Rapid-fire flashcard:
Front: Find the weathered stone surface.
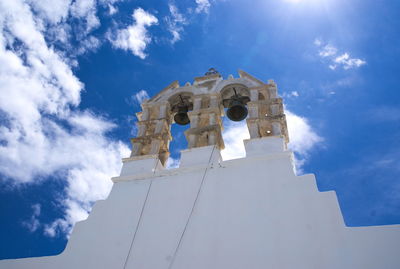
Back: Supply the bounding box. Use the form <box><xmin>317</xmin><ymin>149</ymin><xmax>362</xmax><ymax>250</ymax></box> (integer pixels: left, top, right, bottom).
<box><xmin>130</xmin><ymin>69</ymin><xmax>289</xmax><ymax>166</ymax></box>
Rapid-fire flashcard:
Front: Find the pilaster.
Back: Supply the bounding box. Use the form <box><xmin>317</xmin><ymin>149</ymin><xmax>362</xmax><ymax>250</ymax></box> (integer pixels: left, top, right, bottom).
<box><xmin>129</xmin><ymin>101</ymin><xmax>172</xmax><ymax>166</ymax></box>
<box><xmin>184</xmin><ymin>94</ymin><xmax>224</xmax><ymax>150</ymax></box>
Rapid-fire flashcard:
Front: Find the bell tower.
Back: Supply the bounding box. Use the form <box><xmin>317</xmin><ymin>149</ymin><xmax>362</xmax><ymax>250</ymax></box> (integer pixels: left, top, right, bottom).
<box><xmin>127</xmin><ymin>68</ymin><xmax>289</xmax><ymax>168</ymax></box>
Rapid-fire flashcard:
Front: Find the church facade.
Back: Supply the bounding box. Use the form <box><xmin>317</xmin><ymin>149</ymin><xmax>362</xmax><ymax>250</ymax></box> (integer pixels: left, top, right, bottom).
<box><xmin>1</xmin><ymin>70</ymin><xmax>399</xmax><ymax>269</ymax></box>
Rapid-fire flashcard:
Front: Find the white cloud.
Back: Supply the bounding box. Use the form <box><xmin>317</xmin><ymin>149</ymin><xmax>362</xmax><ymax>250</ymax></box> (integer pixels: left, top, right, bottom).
<box><xmin>165</xmin><ymin>3</ymin><xmax>187</xmax><ymax>44</ymax></box>
<box><xmin>318</xmin><ymin>44</ymin><xmax>338</xmax><ymax>57</ymax></box>
<box><xmin>285</xmin><ymin>110</ymin><xmax>323</xmax><ymax>156</ymax></box>
<box><xmin>134</xmin><ymin>89</ymin><xmax>150</xmax><ymax>105</ymax></box>
<box><xmin>282</xmin><ymin>91</ymin><xmax>300</xmax><ymax>99</ymax></box>
<box><xmin>22</xmin><ymin>204</ymin><xmax>41</xmax><ymax>233</ymax></box>
<box><xmin>23</xmin><ymin>0</ymin><xmax>127</xmax><ymax>59</ymax></box>
<box><xmin>70</xmin><ymin>0</ymin><xmax>100</xmax><ymax>33</ymax></box>
<box><xmin>286</xmin><ymin>110</ymin><xmax>323</xmax><ymax>173</ymax></box>
<box><xmin>334</xmin><ymin>53</ymin><xmax>366</xmax><ymax>70</ymax></box>
<box><xmin>169</xmin><ymin>4</ymin><xmax>186</xmax><ymax>25</ymax></box>
<box><xmin>77</xmin><ymin>35</ymin><xmax>101</xmax><ymax>55</ymax></box>
<box><xmin>26</xmin><ymin>0</ymin><xmax>107</xmax><ymax>55</ymax></box>
<box><xmin>27</xmin><ymin>0</ymin><xmax>72</xmax><ymax>24</ymax></box>
<box><xmin>314</xmin><ymin>38</ymin><xmax>322</xmax><ymax>46</ymax></box>
<box><xmin>291</xmin><ymin>91</ymin><xmax>299</xmax><ymax>97</ymax></box>
<box><xmin>0</xmin><ymin>0</ymin><xmax>130</xmax><ymax>237</ymax></box>
<box><xmin>220</xmin><ymin>120</ymin><xmax>250</xmax><ymax>161</ymax></box>
<box><xmin>166</xmin><ymin>157</ymin><xmax>180</xmax><ymax>169</ymax></box>
<box><xmin>109</xmin><ymin>8</ymin><xmax>158</xmax><ymax>59</ymax></box>
<box><xmin>195</xmin><ymin>0</ymin><xmax>211</xmax><ymax>14</ymax></box>
<box><xmin>314</xmin><ymin>39</ymin><xmax>366</xmax><ymax>70</ymax></box>
<box><xmin>108</xmin><ymin>3</ymin><xmax>118</xmax><ymax>15</ymax></box>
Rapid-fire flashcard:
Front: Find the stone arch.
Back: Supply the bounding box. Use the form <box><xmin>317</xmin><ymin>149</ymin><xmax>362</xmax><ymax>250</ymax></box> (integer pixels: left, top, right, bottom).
<box><xmin>168</xmin><ymin>92</ymin><xmax>194</xmax><ymax>116</ymax></box>
<box><xmin>258</xmin><ymin>92</ymin><xmax>266</xmax><ymax>100</ymax></box>
<box><xmin>219</xmin><ymin>83</ymin><xmax>251</xmax><ymax>109</ymax></box>
<box><xmin>147</xmin><ymin>85</ymin><xmax>195</xmax><ymax>104</ymax></box>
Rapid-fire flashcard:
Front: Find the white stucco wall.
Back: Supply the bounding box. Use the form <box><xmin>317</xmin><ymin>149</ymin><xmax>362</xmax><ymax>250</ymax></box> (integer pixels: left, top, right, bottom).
<box><xmin>1</xmin><ymin>137</ymin><xmax>400</xmax><ymax>269</ymax></box>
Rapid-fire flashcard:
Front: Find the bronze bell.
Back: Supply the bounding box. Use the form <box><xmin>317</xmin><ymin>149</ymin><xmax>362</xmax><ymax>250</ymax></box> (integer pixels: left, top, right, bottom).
<box><xmin>227</xmin><ymin>97</ymin><xmax>248</xmax><ymax>121</ymax></box>
<box><xmin>173</xmin><ymin>95</ymin><xmax>191</xmax><ymax>125</ymax></box>
<box><xmin>225</xmin><ymin>88</ymin><xmax>250</xmax><ymax>121</ymax></box>
<box><xmin>174</xmin><ymin>105</ymin><xmax>190</xmax><ymax>125</ymax></box>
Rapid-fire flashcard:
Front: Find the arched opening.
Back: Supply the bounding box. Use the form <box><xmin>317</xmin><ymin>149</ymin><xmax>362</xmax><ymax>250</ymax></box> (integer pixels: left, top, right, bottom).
<box><xmin>165</xmin><ymin>92</ymin><xmax>194</xmax><ymax>169</ymax></box>
<box><xmin>168</xmin><ymin>92</ymin><xmax>193</xmax><ymax>125</ymax></box>
<box><xmin>220</xmin><ymin>117</ymin><xmax>250</xmax><ymax>161</ymax></box>
<box><xmin>219</xmin><ymin>84</ymin><xmax>251</xmax><ymax>161</ymax></box>
<box><xmin>220</xmin><ymin>84</ymin><xmax>250</xmax><ymax>103</ymax></box>
<box><xmin>166</xmin><ymin>123</ymin><xmax>190</xmax><ymax>169</ymax></box>
<box><xmin>220</xmin><ymin>84</ymin><xmax>251</xmax><ymax>122</ymax></box>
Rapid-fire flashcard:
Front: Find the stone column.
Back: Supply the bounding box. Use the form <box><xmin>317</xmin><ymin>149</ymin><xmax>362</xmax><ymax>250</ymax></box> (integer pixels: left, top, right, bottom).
<box><xmin>128</xmin><ymin>102</ymin><xmax>172</xmax><ymax>166</ymax></box>
<box><xmin>188</xmin><ymin>134</ymin><xmax>197</xmax><ymax>148</ymax></box>
<box><xmin>137</xmin><ymin>123</ymin><xmax>146</xmax><ymax>137</ymax></box>
<box><xmin>190</xmin><ymin>115</ymin><xmax>199</xmax><ymax>128</ymax></box>
<box><xmin>248</xmin><ymin>103</ymin><xmax>259</xmax><ymax>119</ymax></box>
<box><xmin>130</xmin><ymin>142</ymin><xmax>142</xmax><ymax>157</ymax></box>
<box><xmin>193</xmin><ymin>97</ymin><xmax>202</xmax><ymax>111</ymax></box>
<box><xmin>250</xmin><ymin>89</ymin><xmax>259</xmax><ymax>101</ymax></box>
<box><xmin>208</xmin><ymin>132</ymin><xmax>216</xmax><ymax>145</ymax></box>
<box><xmin>248</xmin><ymin>121</ymin><xmax>260</xmax><ymax>138</ymax></box>
<box><xmin>185</xmin><ymin>94</ymin><xmax>224</xmax><ymax>150</ymax></box>
<box><xmin>271</xmin><ymin>122</ymin><xmax>282</xmax><ymax>136</ymax></box>
<box><xmin>246</xmin><ymin>86</ymin><xmax>288</xmax><ymax>145</ymax></box>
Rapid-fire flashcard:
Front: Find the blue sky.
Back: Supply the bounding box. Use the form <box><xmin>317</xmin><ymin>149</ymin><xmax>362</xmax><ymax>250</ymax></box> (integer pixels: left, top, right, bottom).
<box><xmin>1</xmin><ymin>0</ymin><xmax>399</xmax><ymax>260</ymax></box>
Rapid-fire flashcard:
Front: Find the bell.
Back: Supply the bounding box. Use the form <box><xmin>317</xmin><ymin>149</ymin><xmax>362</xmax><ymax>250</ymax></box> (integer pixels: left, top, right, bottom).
<box><xmin>227</xmin><ymin>99</ymin><xmax>248</xmax><ymax>121</ymax></box>
<box><xmin>174</xmin><ymin>105</ymin><xmax>190</xmax><ymax>125</ymax></box>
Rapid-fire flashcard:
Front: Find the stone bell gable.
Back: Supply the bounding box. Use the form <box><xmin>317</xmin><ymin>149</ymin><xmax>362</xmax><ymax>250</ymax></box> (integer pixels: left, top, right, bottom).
<box><xmin>128</xmin><ymin>69</ymin><xmax>288</xmax><ymax>166</ymax></box>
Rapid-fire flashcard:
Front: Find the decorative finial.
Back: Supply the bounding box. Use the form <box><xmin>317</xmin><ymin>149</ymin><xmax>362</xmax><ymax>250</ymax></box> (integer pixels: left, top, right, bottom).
<box><xmin>205</xmin><ymin>67</ymin><xmax>219</xmax><ymax>76</ymax></box>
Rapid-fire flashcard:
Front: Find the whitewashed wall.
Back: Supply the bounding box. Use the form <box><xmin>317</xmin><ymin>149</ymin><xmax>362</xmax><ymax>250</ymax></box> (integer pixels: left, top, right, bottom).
<box><xmin>1</xmin><ymin>137</ymin><xmax>400</xmax><ymax>269</ymax></box>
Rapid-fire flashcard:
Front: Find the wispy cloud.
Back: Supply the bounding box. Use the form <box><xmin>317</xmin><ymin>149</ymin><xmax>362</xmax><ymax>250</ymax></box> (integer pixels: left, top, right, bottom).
<box><xmin>24</xmin><ymin>0</ymin><xmax>120</xmax><ymax>56</ymax></box>
<box><xmin>195</xmin><ymin>0</ymin><xmax>211</xmax><ymax>14</ymax></box>
<box><xmin>333</xmin><ymin>53</ymin><xmax>366</xmax><ymax>70</ymax></box>
<box><xmin>108</xmin><ymin>3</ymin><xmax>118</xmax><ymax>15</ymax></box>
<box><xmin>134</xmin><ymin>89</ymin><xmax>150</xmax><ymax>104</ymax></box>
<box><xmin>282</xmin><ymin>91</ymin><xmax>300</xmax><ymax>99</ymax></box>
<box><xmin>314</xmin><ymin>39</ymin><xmax>366</xmax><ymax>70</ymax></box>
<box><xmin>165</xmin><ymin>3</ymin><xmax>187</xmax><ymax>44</ymax></box>
<box><xmin>369</xmin><ymin>106</ymin><xmax>400</xmax><ymax>123</ymax></box>
<box><xmin>22</xmin><ymin>204</ymin><xmax>41</xmax><ymax>233</ymax></box>
<box><xmin>318</xmin><ymin>44</ymin><xmax>338</xmax><ymax>58</ymax></box>
<box><xmin>286</xmin><ymin>110</ymin><xmax>323</xmax><ymax>157</ymax></box>
<box><xmin>109</xmin><ymin>8</ymin><xmax>158</xmax><ymax>59</ymax></box>
<box><xmin>70</xmin><ymin>0</ymin><xmax>100</xmax><ymax>33</ymax></box>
